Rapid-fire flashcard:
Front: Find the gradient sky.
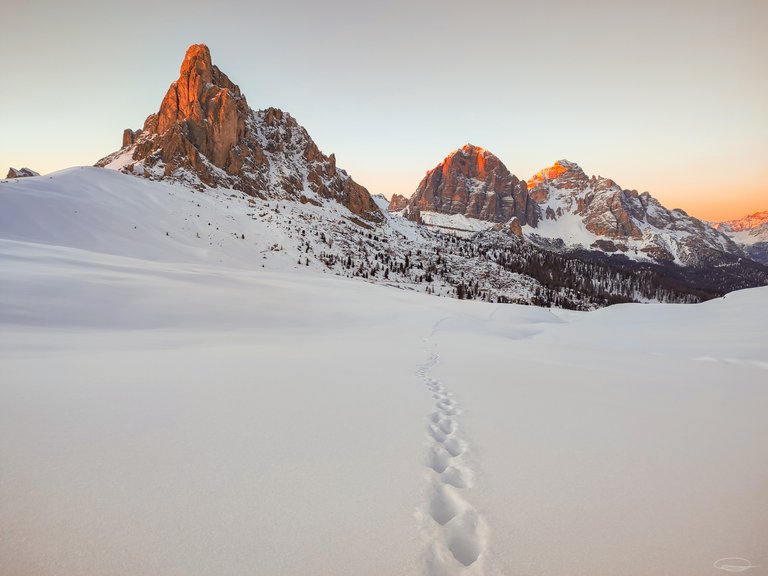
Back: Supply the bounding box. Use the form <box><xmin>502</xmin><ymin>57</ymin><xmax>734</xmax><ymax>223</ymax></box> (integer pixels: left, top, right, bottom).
<box><xmin>1</xmin><ymin>0</ymin><xmax>766</xmax><ymax>221</ymax></box>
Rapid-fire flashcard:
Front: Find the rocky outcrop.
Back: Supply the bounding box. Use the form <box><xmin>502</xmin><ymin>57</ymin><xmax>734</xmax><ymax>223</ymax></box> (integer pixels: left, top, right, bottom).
<box><xmin>400</xmin><ymin>144</ymin><xmax>539</xmax><ymax>226</ymax></box>
<box><xmin>97</xmin><ymin>44</ymin><xmax>382</xmax><ymax>223</ymax></box>
<box><xmin>6</xmin><ymin>167</ymin><xmax>39</xmax><ymax>178</ymax></box>
<box><xmin>388</xmin><ymin>193</ymin><xmax>408</xmax><ymax>212</ymax></box>
<box><xmin>122</xmin><ymin>129</ymin><xmax>140</xmax><ymax>148</ymax></box>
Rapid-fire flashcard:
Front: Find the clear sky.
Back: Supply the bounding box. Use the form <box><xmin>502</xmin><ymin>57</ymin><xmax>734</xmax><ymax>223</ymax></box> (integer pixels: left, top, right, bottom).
<box><xmin>1</xmin><ymin>0</ymin><xmax>766</xmax><ymax>221</ymax></box>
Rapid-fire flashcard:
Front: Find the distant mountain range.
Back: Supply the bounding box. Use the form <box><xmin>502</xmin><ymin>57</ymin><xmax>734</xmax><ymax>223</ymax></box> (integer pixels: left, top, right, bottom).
<box><xmin>391</xmin><ymin>144</ymin><xmax>750</xmax><ymax>268</ymax></box>
<box><xmin>3</xmin><ymin>44</ymin><xmax>766</xmax><ymax>308</ymax></box>
<box><xmin>712</xmin><ymin>211</ymin><xmax>768</xmax><ymax>265</ymax></box>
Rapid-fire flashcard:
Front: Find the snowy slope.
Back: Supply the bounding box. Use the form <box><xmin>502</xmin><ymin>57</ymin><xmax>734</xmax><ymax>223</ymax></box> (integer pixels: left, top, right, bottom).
<box><xmin>419</xmin><ymin>211</ymin><xmax>494</xmax><ymax>237</ymax></box>
<box><xmin>0</xmin><ymin>166</ymin><xmax>349</xmax><ymax>270</ymax></box>
<box><xmin>2</xmin><ymin>196</ymin><xmax>767</xmax><ymax>575</ymax></box>
<box><xmin>0</xmin><ymin>167</ymin><xmax>553</xmax><ymax>306</ymax></box>
<box><xmin>726</xmin><ymin>224</ymin><xmax>768</xmax><ymax>246</ymax></box>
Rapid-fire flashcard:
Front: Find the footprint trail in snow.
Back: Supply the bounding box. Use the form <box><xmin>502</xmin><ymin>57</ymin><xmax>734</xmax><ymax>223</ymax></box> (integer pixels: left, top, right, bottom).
<box><xmin>415</xmin><ymin>351</ymin><xmax>489</xmax><ymax>575</ymax></box>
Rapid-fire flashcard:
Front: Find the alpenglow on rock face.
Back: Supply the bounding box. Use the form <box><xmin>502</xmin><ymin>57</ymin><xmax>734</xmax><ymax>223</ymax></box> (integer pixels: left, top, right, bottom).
<box><xmin>97</xmin><ymin>44</ymin><xmax>382</xmax><ymax>223</ymax></box>
<box><xmin>712</xmin><ymin>211</ymin><xmax>768</xmax><ymax>233</ymax></box>
<box><xmin>397</xmin><ymin>144</ymin><xmax>745</xmax><ymax>265</ymax></box>
<box><xmin>393</xmin><ymin>144</ymin><xmax>539</xmax><ymax>226</ymax></box>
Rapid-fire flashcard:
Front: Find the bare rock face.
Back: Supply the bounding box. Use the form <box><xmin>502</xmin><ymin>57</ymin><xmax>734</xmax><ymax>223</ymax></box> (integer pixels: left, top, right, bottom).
<box><xmin>508</xmin><ymin>217</ymin><xmax>523</xmax><ymax>237</ymax></box>
<box><xmin>526</xmin><ymin>160</ymin><xmax>744</xmax><ymax>265</ymax></box>
<box><xmin>401</xmin><ymin>144</ymin><xmax>539</xmax><ymax>226</ymax></box>
<box><xmin>122</xmin><ymin>129</ymin><xmax>141</xmax><ymax>148</ymax></box>
<box><xmin>6</xmin><ymin>167</ymin><xmax>39</xmax><ymax>178</ymax></box>
<box><xmin>97</xmin><ymin>44</ymin><xmax>381</xmax><ymax>223</ymax></box>
<box><xmin>388</xmin><ymin>193</ymin><xmax>408</xmax><ymax>212</ymax></box>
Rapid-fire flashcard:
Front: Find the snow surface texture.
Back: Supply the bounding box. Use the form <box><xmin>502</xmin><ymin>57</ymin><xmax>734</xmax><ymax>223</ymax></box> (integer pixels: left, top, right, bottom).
<box><xmin>1</xmin><ymin>170</ymin><xmax>767</xmax><ymax>576</ymax></box>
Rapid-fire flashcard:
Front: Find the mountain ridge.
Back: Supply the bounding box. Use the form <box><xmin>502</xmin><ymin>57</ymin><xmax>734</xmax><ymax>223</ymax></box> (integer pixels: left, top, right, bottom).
<box><xmin>392</xmin><ymin>147</ymin><xmax>746</xmax><ymax>267</ymax></box>
<box><xmin>711</xmin><ymin>210</ymin><xmax>768</xmax><ymax>265</ymax></box>
<box><xmin>2</xmin><ymin>43</ymin><xmax>764</xmax><ymax>309</ymax></box>
<box><xmin>712</xmin><ymin>210</ymin><xmax>768</xmax><ymax>233</ymax></box>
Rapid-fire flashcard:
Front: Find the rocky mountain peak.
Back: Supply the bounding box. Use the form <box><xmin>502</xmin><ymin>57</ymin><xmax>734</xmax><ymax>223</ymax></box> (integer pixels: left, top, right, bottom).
<box><xmin>96</xmin><ymin>43</ymin><xmax>382</xmax><ymax>223</ymax></box>
<box><xmin>527</xmin><ymin>160</ymin><xmax>588</xmax><ymax>202</ymax></box>
<box><xmin>155</xmin><ymin>43</ymin><xmax>246</xmax><ymax>162</ymax></box>
<box><xmin>180</xmin><ymin>44</ymin><xmax>213</xmax><ymax>81</ymax></box>
<box><xmin>439</xmin><ymin>144</ymin><xmax>500</xmax><ymax>181</ymax></box>
<box><xmin>394</xmin><ymin>144</ymin><xmax>539</xmax><ymax>226</ymax></box>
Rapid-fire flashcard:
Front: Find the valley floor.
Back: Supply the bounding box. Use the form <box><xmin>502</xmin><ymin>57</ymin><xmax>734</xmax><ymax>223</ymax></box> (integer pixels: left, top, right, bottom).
<box><xmin>1</xmin><ymin>239</ymin><xmax>767</xmax><ymax>576</ymax></box>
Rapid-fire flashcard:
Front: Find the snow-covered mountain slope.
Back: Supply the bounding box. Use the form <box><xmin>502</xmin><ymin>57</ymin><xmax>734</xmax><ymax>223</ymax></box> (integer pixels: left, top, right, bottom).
<box><xmin>417</xmin><ymin>211</ymin><xmax>494</xmax><ymax>237</ymax></box>
<box><xmin>3</xmin><ymin>166</ymin><xmax>765</xmax><ymax>310</ymax></box>
<box><xmin>2</xmin><ymin>230</ymin><xmax>766</xmax><ymax>576</ymax></box>
<box><xmin>726</xmin><ymin>222</ymin><xmax>768</xmax><ymax>246</ymax></box>
<box><xmin>0</xmin><ymin>166</ymin><xmax>550</xmax><ymax>304</ymax></box>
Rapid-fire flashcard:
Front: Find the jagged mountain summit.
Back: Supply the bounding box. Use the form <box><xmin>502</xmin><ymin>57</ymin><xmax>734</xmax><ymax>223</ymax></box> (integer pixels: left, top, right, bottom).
<box><xmin>391</xmin><ymin>144</ymin><xmax>538</xmax><ymax>231</ymax></box>
<box><xmin>712</xmin><ymin>210</ymin><xmax>768</xmax><ymax>265</ymax></box>
<box><xmin>97</xmin><ymin>44</ymin><xmax>382</xmax><ymax>223</ymax></box>
<box><xmin>392</xmin><ymin>147</ymin><xmax>745</xmax><ymax>267</ymax></box>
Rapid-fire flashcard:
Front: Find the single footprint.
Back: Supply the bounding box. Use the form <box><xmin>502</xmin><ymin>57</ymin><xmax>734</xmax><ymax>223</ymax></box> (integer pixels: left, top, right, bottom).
<box><xmin>445</xmin><ymin>509</ymin><xmax>486</xmax><ymax>566</ymax></box>
<box><xmin>428</xmin><ymin>425</ymin><xmax>447</xmax><ymax>443</ymax></box>
<box><xmin>444</xmin><ymin>437</ymin><xmax>465</xmax><ymax>457</ymax></box>
<box><xmin>428</xmin><ymin>483</ymin><xmax>465</xmax><ymax>526</ymax></box>
<box><xmin>437</xmin><ymin>418</ymin><xmax>454</xmax><ymax>435</ymax></box>
<box><xmin>427</xmin><ymin>446</ymin><xmax>453</xmax><ymax>474</ymax></box>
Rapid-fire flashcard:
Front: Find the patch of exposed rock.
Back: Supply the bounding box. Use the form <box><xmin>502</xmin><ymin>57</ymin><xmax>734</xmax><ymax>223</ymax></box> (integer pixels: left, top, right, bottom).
<box><xmin>6</xmin><ymin>167</ymin><xmax>39</xmax><ymax>178</ymax></box>
<box><xmin>388</xmin><ymin>193</ymin><xmax>408</xmax><ymax>212</ymax></box>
